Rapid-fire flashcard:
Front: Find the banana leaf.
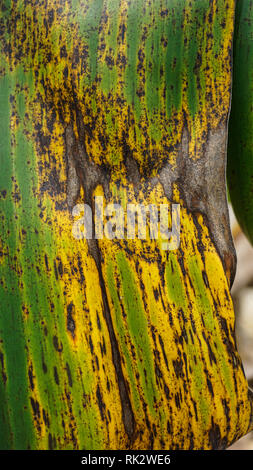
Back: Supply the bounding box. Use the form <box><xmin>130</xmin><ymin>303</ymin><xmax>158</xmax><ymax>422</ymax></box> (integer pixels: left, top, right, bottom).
<box><xmin>0</xmin><ymin>0</ymin><xmax>252</xmax><ymax>450</ymax></box>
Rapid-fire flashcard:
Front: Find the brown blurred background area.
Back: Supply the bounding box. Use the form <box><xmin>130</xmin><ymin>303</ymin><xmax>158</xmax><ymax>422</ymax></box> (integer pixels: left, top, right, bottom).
<box><xmin>228</xmin><ymin>206</ymin><xmax>253</xmax><ymax>450</ymax></box>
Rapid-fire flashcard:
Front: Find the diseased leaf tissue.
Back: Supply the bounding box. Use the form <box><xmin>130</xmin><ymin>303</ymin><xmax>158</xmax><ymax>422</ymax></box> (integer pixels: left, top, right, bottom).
<box><xmin>0</xmin><ymin>0</ymin><xmax>252</xmax><ymax>450</ymax></box>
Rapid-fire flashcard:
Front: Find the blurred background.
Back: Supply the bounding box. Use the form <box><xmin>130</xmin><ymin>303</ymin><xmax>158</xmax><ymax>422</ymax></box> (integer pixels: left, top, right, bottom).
<box><xmin>228</xmin><ymin>206</ymin><xmax>253</xmax><ymax>450</ymax></box>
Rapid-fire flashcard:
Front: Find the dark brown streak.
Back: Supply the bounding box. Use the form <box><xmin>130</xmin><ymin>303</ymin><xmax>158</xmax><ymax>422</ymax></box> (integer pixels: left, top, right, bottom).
<box><xmin>64</xmin><ymin>117</ymin><xmax>136</xmax><ymax>441</ymax></box>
